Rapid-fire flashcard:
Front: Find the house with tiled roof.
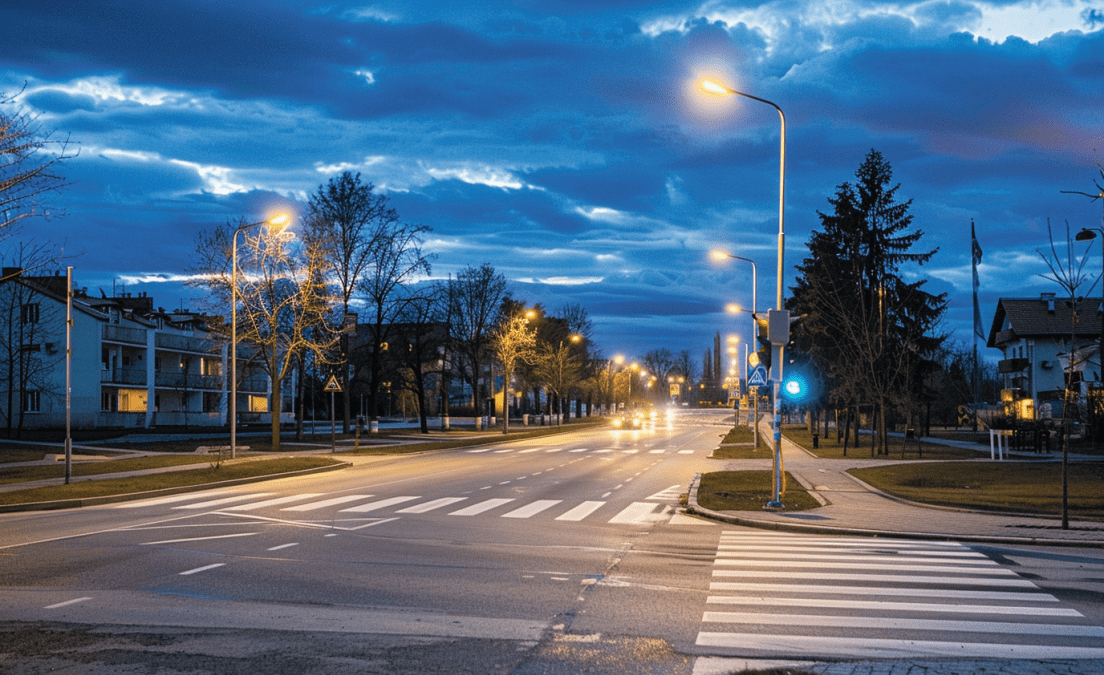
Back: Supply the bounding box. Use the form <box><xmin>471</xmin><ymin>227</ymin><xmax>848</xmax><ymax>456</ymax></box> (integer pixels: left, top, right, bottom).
<box><xmin>987</xmin><ymin>292</ymin><xmax>1102</xmax><ymax>418</ymax></box>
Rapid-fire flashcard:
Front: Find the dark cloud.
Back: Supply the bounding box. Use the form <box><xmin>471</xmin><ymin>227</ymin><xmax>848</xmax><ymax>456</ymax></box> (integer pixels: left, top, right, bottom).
<box><xmin>1</xmin><ymin>0</ymin><xmax>1102</xmax><ymax>361</ymax></box>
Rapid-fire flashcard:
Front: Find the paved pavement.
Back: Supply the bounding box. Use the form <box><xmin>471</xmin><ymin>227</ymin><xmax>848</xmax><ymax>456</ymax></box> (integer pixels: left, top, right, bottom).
<box><xmin>689</xmin><ymin>419</ymin><xmax>1104</xmax><ymax>675</ymax></box>
<box><xmin>689</xmin><ymin>418</ymin><xmax>1104</xmax><ymax>548</ymax></box>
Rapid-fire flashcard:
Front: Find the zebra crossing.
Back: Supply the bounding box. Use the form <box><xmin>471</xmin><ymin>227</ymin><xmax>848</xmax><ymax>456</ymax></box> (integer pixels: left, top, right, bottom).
<box><xmin>114</xmin><ymin>485</ymin><xmax>685</xmax><ymax>526</ymax></box>
<box><xmin>697</xmin><ymin>531</ymin><xmax>1104</xmax><ymax>660</ymax></box>
<box><xmin>466</xmin><ymin>446</ymin><xmax>695</xmax><ymax>455</ymax></box>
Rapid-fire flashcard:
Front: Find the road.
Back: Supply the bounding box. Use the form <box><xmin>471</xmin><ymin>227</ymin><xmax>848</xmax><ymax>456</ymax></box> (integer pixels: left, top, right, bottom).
<box><xmin>2</xmin><ymin>408</ymin><xmax>1104</xmax><ymax>674</ymax></box>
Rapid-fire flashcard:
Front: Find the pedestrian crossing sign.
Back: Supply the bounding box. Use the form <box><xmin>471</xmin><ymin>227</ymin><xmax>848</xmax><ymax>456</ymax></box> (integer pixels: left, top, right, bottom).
<box><xmin>324</xmin><ymin>374</ymin><xmax>342</xmax><ymax>392</ymax></box>
<box><xmin>747</xmin><ymin>365</ymin><xmax>768</xmax><ymax>387</ymax></box>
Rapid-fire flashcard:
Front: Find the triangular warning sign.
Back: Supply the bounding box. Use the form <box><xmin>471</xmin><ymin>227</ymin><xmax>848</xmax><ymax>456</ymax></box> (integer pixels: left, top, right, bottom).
<box><xmin>747</xmin><ymin>366</ymin><xmax>768</xmax><ymax>387</ymax></box>
<box><xmin>324</xmin><ymin>375</ymin><xmax>342</xmax><ymax>392</ymax></box>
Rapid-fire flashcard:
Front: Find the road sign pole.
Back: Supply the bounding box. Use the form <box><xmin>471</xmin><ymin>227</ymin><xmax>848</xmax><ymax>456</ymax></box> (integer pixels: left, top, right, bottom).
<box><xmin>331</xmin><ymin>390</ymin><xmax>336</xmax><ymax>452</ymax></box>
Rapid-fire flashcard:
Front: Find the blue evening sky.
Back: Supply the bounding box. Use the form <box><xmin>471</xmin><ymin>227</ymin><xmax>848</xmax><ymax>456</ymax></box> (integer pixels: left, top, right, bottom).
<box><xmin>2</xmin><ymin>0</ymin><xmax>1102</xmax><ymax>364</ymax></box>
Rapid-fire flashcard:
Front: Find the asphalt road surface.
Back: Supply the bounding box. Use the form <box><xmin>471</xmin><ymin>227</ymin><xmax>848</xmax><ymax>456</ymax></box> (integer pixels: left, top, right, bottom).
<box><xmin>2</xmin><ymin>408</ymin><xmax>1104</xmax><ymax>674</ymax></box>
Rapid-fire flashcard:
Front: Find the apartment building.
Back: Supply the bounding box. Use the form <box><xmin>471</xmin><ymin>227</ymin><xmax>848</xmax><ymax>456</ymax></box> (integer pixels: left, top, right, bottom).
<box><xmin>0</xmin><ymin>269</ymin><xmax>287</xmax><ymax>432</ymax></box>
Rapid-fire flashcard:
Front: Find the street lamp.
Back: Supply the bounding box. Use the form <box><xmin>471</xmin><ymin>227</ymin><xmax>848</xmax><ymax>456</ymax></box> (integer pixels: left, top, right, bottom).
<box><xmin>701</xmin><ymin>77</ymin><xmax>787</xmax><ymax>508</ymax></box>
<box><xmin>1075</xmin><ymin>227</ymin><xmax>1104</xmax><ymax>382</ymax></box>
<box><xmin>230</xmin><ymin>213</ymin><xmax>292</xmax><ymax>459</ymax></box>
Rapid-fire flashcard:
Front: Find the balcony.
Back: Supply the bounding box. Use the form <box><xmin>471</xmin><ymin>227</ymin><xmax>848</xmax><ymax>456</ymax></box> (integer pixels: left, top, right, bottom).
<box><xmin>154</xmin><ymin>372</ymin><xmax>223</xmax><ymax>390</ymax></box>
<box><xmin>998</xmin><ymin>358</ymin><xmax>1030</xmax><ymax>374</ymax></box>
<box><xmin>102</xmin><ymin>324</ymin><xmax>147</xmax><ymax>345</ymax></box>
<box><xmin>101</xmin><ymin>367</ymin><xmax>147</xmax><ymax>385</ymax></box>
<box><xmin>156</xmin><ymin>332</ymin><xmax>217</xmax><ymax>354</ymax></box>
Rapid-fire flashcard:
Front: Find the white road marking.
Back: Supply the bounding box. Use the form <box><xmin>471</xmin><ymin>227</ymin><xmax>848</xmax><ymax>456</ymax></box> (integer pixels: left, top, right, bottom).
<box><xmin>179</xmin><ymin>563</ymin><xmax>226</xmax><ymax>576</ymax></box>
<box><xmin>281</xmin><ymin>495</ymin><xmax>375</xmax><ymax>512</ymax></box>
<box><xmin>695</xmin><ymin>633</ymin><xmax>1104</xmax><ymax>660</ymax></box>
<box><xmin>339</xmin><ymin>496</ymin><xmax>420</xmax><ymax>513</ymax></box>
<box><xmin>449</xmin><ymin>498</ymin><xmax>515</xmax><ymax>516</ymax></box>
<box><xmin>223</xmin><ymin>494</ymin><xmax>324</xmax><ymax>511</ymax></box>
<box><xmin>172</xmin><ymin>493</ymin><xmax>276</xmax><ymax>510</ymax></box>
<box><xmin>701</xmin><ymin>612</ymin><xmax>1104</xmax><ymax>637</ymax></box>
<box><xmin>141</xmin><ymin>532</ymin><xmax>260</xmax><ymax>545</ymax></box>
<box><xmin>707</xmin><ymin>582</ymin><xmax>1056</xmax><ymax>602</ymax></box>
<box><xmin>114</xmin><ymin>491</ymin><xmax>238</xmax><ymax>508</ymax></box>
<box><xmin>267</xmin><ymin>543</ymin><xmax>299</xmax><ymax>551</ymax></box>
<box><xmin>555</xmin><ymin>501</ymin><xmax>605</xmax><ymax>521</ymax></box>
<box><xmin>45</xmin><ymin>597</ymin><xmax>92</xmax><ymax>609</ymax></box>
<box><xmin>711</xmin><ymin>569</ymin><xmax>1037</xmax><ymax>586</ymax></box>
<box><xmin>704</xmin><ymin>594</ymin><xmax>1080</xmax><ymax>616</ymax></box>
<box><xmin>395</xmin><ymin>497</ymin><xmax>468</xmax><ymax>513</ymax></box>
<box><xmin>712</xmin><ymin>560</ymin><xmax>1017</xmax><ymax>575</ymax></box>
<box><xmin>607</xmin><ymin>502</ymin><xmax>663</xmax><ymax>524</ymax></box>
<box><xmin>502</xmin><ymin>500</ymin><xmax>562</xmax><ymax>518</ymax></box>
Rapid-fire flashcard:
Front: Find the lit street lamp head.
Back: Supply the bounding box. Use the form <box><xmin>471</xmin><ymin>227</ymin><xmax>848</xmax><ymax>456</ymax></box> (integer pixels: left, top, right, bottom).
<box><xmin>699</xmin><ymin>79</ymin><xmax>732</xmax><ymax>96</ymax></box>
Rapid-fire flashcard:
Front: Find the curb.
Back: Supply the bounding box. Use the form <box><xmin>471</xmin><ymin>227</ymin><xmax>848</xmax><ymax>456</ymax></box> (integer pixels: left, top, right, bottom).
<box><xmin>0</xmin><ymin>460</ymin><xmax>350</xmax><ymax>513</ymax></box>
<box><xmin>685</xmin><ymin>473</ymin><xmax>1104</xmax><ymax>549</ymax></box>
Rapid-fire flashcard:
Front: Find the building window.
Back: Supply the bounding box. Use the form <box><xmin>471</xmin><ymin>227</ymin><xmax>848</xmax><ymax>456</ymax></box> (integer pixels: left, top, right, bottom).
<box><xmin>102</xmin><ymin>391</ymin><xmax>117</xmax><ymax>411</ymax></box>
<box><xmin>118</xmin><ymin>389</ymin><xmax>147</xmax><ymax>412</ymax></box>
<box><xmin>21</xmin><ymin>303</ymin><xmax>39</xmax><ymax>324</ymax></box>
<box><xmin>23</xmin><ymin>391</ymin><xmax>40</xmax><ymax>413</ymax></box>
<box><xmin>201</xmin><ymin>358</ymin><xmax>222</xmax><ymax>376</ymax></box>
<box><xmin>249</xmin><ymin>395</ymin><xmax>268</xmax><ymax>413</ymax></box>
<box><xmin>203</xmin><ymin>392</ymin><xmax>220</xmax><ymax>413</ymax></box>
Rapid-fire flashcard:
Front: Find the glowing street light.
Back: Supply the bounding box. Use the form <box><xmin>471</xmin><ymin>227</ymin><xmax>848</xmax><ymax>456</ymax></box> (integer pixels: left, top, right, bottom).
<box><xmin>700</xmin><ymin>76</ymin><xmax>787</xmax><ymax>508</ymax></box>
<box><xmin>230</xmin><ymin>213</ymin><xmax>293</xmax><ymax>459</ymax></box>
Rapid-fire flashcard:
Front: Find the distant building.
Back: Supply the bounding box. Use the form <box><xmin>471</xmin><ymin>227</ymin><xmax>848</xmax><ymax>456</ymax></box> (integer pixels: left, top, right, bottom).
<box><xmin>987</xmin><ymin>292</ymin><xmax>1102</xmax><ymax>419</ymax></box>
<box><xmin>0</xmin><ymin>268</ymin><xmax>289</xmax><ymax>433</ymax></box>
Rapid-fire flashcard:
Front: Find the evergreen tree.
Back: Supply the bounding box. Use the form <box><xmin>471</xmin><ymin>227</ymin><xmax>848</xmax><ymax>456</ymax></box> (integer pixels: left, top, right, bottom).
<box><xmin>789</xmin><ymin>149</ymin><xmax>946</xmax><ymax>454</ymax></box>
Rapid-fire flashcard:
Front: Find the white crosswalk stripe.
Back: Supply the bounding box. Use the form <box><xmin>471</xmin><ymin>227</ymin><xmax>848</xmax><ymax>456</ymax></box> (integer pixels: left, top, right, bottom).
<box><xmin>112</xmin><ymin>490</ymin><xmax>677</xmax><ymax>526</ymax></box>
<box><xmin>697</xmin><ymin>531</ymin><xmax>1104</xmax><ymax>660</ymax></box>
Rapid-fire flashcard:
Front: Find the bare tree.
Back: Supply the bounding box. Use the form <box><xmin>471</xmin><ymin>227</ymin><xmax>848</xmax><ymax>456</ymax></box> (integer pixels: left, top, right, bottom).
<box><xmin>1</xmin><ymin>90</ymin><xmax>75</xmax><ymax>235</ymax></box>
<box><xmin>357</xmin><ymin>220</ymin><xmax>432</xmax><ymax>422</ymax></box>
<box><xmin>447</xmin><ymin>264</ymin><xmax>507</xmax><ymax>417</ymax></box>
<box><xmin>492</xmin><ymin>308</ymin><xmax>536</xmax><ymax>433</ymax></box>
<box><xmin>389</xmin><ymin>283</ymin><xmax>449</xmax><ymax>434</ymax></box>
<box><xmin>533</xmin><ymin>339</ymin><xmax>583</xmax><ymax>420</ymax></box>
<box><xmin>303</xmin><ymin>172</ymin><xmax>397</xmax><ymax>431</ymax></box>
<box><xmin>191</xmin><ymin>218</ymin><xmax>338</xmax><ymax>450</ymax></box>
<box><xmin>1037</xmin><ymin>219</ymin><xmax>1096</xmax><ymax>530</ymax></box>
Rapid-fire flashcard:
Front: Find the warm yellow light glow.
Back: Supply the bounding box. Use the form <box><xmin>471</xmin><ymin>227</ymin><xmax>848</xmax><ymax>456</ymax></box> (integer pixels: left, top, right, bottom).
<box><xmin>614</xmin><ymin>355</ymin><xmax>624</xmax><ymax>365</ymax></box>
<box><xmin>727</xmin><ymin>334</ymin><xmax>739</xmax><ymax>344</ymax></box>
<box><xmin>700</xmin><ymin>79</ymin><xmax>731</xmax><ymax>96</ymax></box>
<box><xmin>726</xmin><ymin>304</ymin><xmax>741</xmax><ymax>314</ymax></box>
<box><xmin>712</xmin><ymin>250</ymin><xmax>731</xmax><ymax>260</ymax></box>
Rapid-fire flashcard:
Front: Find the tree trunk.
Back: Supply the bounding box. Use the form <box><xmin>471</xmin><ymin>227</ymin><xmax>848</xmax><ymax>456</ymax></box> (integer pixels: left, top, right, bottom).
<box><xmin>270</xmin><ymin>360</ymin><xmax>282</xmax><ymax>451</ymax></box>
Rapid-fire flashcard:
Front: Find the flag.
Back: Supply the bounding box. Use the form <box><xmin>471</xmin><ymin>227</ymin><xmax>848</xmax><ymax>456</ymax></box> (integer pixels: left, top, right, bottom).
<box><xmin>972</xmin><ymin>220</ymin><xmax>984</xmax><ymax>340</ymax></box>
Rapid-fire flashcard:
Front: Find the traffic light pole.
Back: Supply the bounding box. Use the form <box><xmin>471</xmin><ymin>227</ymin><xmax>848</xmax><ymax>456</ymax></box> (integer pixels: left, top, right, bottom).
<box><xmin>767</xmin><ymin>342</ymin><xmax>784</xmax><ymax>509</ymax></box>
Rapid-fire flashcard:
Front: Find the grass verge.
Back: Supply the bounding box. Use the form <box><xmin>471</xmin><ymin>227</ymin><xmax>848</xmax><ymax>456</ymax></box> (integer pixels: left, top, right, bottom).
<box><xmin>0</xmin><ymin>454</ymin><xmax>227</xmax><ymax>485</ymax></box>
<box><xmin>0</xmin><ymin>457</ymin><xmax>344</xmax><ymax>507</ymax></box>
<box><xmin>698</xmin><ymin>470</ymin><xmax>820</xmax><ymax>512</ymax></box>
<box><xmin>782</xmin><ymin>425</ymin><xmax>986</xmax><ymax>460</ymax></box>
<box><xmin>851</xmin><ymin>461</ymin><xmax>1104</xmax><ymax>519</ymax></box>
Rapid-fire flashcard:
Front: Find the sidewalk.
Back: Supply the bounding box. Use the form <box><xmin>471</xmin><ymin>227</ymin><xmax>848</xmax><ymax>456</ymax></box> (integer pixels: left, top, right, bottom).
<box><xmin>689</xmin><ymin>417</ymin><xmax>1104</xmax><ymax>547</ymax></box>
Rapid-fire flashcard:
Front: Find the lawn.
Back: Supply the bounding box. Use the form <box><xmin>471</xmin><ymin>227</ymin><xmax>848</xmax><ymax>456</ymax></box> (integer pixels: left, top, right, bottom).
<box><xmin>851</xmin><ymin>461</ymin><xmax>1104</xmax><ymax>519</ymax></box>
<box><xmin>0</xmin><ymin>456</ymin><xmax>345</xmax><ymax>507</ymax></box>
<box><xmin>783</xmin><ymin>425</ymin><xmax>987</xmax><ymax>460</ymax></box>
<box><xmin>697</xmin><ymin>470</ymin><xmax>820</xmax><ymax>512</ymax></box>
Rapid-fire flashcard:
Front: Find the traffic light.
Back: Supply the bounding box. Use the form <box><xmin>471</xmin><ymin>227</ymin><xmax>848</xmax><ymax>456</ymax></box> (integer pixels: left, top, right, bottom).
<box><xmin>780</xmin><ymin>369</ymin><xmax>818</xmax><ymax>402</ymax></box>
<box><xmin>781</xmin><ymin>372</ymin><xmax>809</xmax><ymax>401</ymax></box>
<box><xmin>755</xmin><ymin>335</ymin><xmax>772</xmax><ymax>373</ymax></box>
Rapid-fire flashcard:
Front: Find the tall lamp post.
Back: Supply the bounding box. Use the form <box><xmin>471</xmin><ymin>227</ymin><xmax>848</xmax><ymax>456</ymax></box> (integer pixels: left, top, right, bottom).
<box><xmin>701</xmin><ymin>77</ymin><xmax>787</xmax><ymax>508</ymax></box>
<box><xmin>230</xmin><ymin>213</ymin><xmax>291</xmax><ymax>459</ymax></box>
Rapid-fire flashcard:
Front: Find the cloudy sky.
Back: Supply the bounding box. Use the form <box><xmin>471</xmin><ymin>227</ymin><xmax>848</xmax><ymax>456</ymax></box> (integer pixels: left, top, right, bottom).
<box><xmin>2</xmin><ymin>0</ymin><xmax>1102</xmax><ymax>367</ymax></box>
